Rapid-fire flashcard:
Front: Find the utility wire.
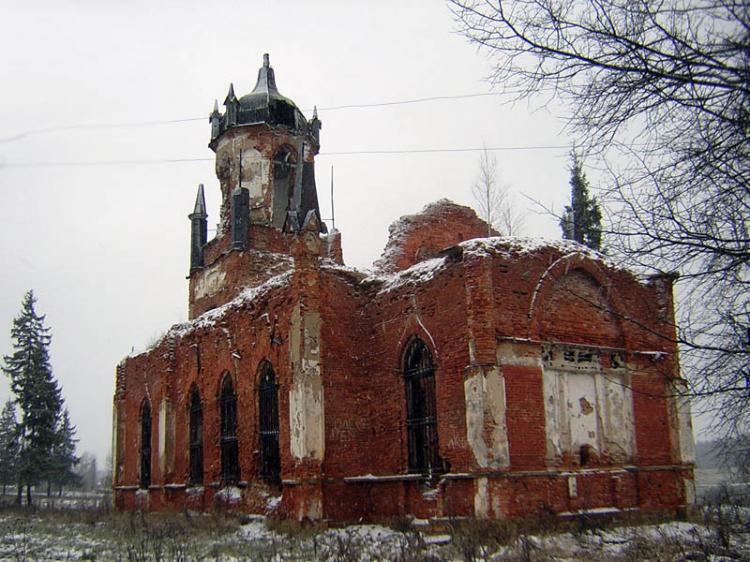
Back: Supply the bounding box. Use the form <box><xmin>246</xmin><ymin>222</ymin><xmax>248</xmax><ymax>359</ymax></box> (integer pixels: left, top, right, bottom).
<box><xmin>323</xmin><ymin>145</ymin><xmax>569</xmax><ymax>156</ymax></box>
<box><xmin>314</xmin><ymin>91</ymin><xmax>505</xmax><ymax>111</ymax></box>
<box><xmin>1</xmin><ymin>144</ymin><xmax>571</xmax><ymax>168</ymax></box>
<box><xmin>1</xmin><ymin>118</ymin><xmax>205</xmax><ymax>144</ymax></box>
<box><xmin>0</xmin><ymin>92</ymin><xmax>511</xmax><ymax>144</ymax></box>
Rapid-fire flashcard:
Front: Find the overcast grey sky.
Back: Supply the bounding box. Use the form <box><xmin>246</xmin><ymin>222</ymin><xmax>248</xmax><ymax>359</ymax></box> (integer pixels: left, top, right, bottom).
<box><xmin>0</xmin><ymin>1</ymin><xmax>578</xmax><ymax>463</ymax></box>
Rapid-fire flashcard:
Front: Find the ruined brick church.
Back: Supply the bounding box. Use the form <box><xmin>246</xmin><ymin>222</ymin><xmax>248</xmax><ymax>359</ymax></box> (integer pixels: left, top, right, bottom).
<box><xmin>113</xmin><ymin>55</ymin><xmax>695</xmax><ymax>521</ymax></box>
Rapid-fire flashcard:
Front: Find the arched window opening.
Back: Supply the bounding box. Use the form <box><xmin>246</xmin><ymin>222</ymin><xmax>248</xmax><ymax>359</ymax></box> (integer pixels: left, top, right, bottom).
<box><xmin>220</xmin><ymin>375</ymin><xmax>239</xmax><ymax>483</ymax></box>
<box><xmin>258</xmin><ymin>362</ymin><xmax>281</xmax><ymax>485</ymax></box>
<box><xmin>139</xmin><ymin>399</ymin><xmax>152</xmax><ymax>489</ymax></box>
<box><xmin>271</xmin><ymin>148</ymin><xmax>297</xmax><ymax>229</ymax></box>
<box><xmin>404</xmin><ymin>339</ymin><xmax>440</xmax><ymax>476</ymax></box>
<box><xmin>188</xmin><ymin>386</ymin><xmax>203</xmax><ymax>484</ymax></box>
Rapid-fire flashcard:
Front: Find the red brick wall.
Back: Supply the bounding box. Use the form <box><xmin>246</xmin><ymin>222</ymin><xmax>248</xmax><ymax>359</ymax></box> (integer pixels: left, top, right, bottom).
<box><xmin>374</xmin><ymin>201</ymin><xmax>491</xmax><ymax>273</ymax></box>
<box><xmin>503</xmin><ymin>365</ymin><xmax>547</xmax><ymax>470</ymax></box>
<box><xmin>116</xmin><ymin>216</ymin><xmax>690</xmax><ymax>520</ymax></box>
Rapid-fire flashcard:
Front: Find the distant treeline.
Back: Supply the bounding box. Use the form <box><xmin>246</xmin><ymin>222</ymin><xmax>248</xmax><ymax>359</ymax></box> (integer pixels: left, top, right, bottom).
<box><xmin>695</xmin><ymin>439</ymin><xmax>747</xmax><ymax>472</ymax></box>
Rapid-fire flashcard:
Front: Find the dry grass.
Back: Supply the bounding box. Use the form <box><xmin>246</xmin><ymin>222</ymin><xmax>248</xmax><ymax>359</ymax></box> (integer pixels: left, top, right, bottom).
<box><xmin>0</xmin><ymin>498</ymin><xmax>747</xmax><ymax>561</ymax></box>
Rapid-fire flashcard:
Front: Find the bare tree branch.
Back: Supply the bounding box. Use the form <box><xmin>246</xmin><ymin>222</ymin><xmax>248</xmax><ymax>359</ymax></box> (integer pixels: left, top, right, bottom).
<box><xmin>451</xmin><ymin>0</ymin><xmax>750</xmax><ymax>450</ymax></box>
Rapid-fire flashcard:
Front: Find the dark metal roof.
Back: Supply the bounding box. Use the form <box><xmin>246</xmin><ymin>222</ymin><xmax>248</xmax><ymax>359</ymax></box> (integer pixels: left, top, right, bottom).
<box><xmin>215</xmin><ymin>54</ymin><xmax>306</xmax><ymax>135</ymax></box>
<box><xmin>209</xmin><ymin>54</ymin><xmax>321</xmax><ymax>158</ymax></box>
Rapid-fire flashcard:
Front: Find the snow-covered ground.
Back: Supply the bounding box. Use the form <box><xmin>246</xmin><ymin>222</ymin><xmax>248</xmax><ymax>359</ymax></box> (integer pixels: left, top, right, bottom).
<box><xmin>0</xmin><ymin>506</ymin><xmax>748</xmax><ymax>561</ymax></box>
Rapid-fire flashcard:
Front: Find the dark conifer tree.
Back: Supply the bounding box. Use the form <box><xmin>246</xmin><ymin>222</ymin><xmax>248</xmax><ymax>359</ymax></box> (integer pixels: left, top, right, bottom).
<box><xmin>49</xmin><ymin>408</ymin><xmax>80</xmax><ymax>496</ymax></box>
<box><xmin>0</xmin><ymin>399</ymin><xmax>19</xmax><ymax>496</ymax></box>
<box><xmin>2</xmin><ymin>291</ymin><xmax>62</xmax><ymax>505</ymax></box>
<box><xmin>560</xmin><ymin>153</ymin><xmax>603</xmax><ymax>251</ymax></box>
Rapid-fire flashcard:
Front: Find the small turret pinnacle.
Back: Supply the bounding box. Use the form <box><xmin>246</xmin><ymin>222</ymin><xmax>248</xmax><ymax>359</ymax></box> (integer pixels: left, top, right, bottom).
<box><xmin>212</xmin><ymin>99</ymin><xmax>219</xmax><ymax>114</ymax></box>
<box><xmin>251</xmin><ymin>54</ymin><xmax>279</xmax><ymax>96</ymax></box>
<box><xmin>192</xmin><ymin>184</ymin><xmax>207</xmax><ymax>217</ymax></box>
<box><xmin>312</xmin><ymin>105</ymin><xmax>318</xmax><ymax>120</ymax></box>
<box><xmin>224</xmin><ymin>83</ymin><xmax>237</xmax><ymax>104</ymax></box>
<box><xmin>189</xmin><ymin>184</ymin><xmax>208</xmax><ymax>272</ymax></box>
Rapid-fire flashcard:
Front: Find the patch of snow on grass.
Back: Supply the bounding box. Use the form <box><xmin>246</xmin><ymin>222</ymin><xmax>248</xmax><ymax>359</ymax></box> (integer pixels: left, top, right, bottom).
<box><xmin>216</xmin><ymin>486</ymin><xmax>242</xmax><ymax>504</ymax></box>
<box><xmin>239</xmin><ymin>520</ymin><xmax>278</xmax><ymax>542</ymax></box>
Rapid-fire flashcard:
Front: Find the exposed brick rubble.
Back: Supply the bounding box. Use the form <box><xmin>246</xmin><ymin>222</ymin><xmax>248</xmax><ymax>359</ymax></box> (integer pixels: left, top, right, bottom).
<box><xmin>373</xmin><ymin>199</ymin><xmax>494</xmax><ymax>273</ymax></box>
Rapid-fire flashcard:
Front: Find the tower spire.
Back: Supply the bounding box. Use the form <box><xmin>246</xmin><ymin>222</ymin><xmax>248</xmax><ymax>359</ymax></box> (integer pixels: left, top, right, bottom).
<box><xmin>189</xmin><ymin>184</ymin><xmax>208</xmax><ymax>272</ymax></box>
<box><xmin>251</xmin><ymin>53</ymin><xmax>279</xmax><ymax>98</ymax></box>
<box><xmin>192</xmin><ymin>184</ymin><xmax>207</xmax><ymax>217</ymax></box>
<box><xmin>224</xmin><ymin>83</ymin><xmax>237</xmax><ymax>104</ymax></box>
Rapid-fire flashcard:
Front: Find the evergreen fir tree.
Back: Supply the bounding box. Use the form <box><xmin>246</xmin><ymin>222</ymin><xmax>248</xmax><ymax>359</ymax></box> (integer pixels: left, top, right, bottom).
<box><xmin>49</xmin><ymin>408</ymin><xmax>80</xmax><ymax>495</ymax></box>
<box><xmin>560</xmin><ymin>153</ymin><xmax>603</xmax><ymax>251</ymax></box>
<box><xmin>2</xmin><ymin>290</ymin><xmax>62</xmax><ymax>505</ymax></box>
<box><xmin>0</xmin><ymin>399</ymin><xmax>19</xmax><ymax>496</ymax></box>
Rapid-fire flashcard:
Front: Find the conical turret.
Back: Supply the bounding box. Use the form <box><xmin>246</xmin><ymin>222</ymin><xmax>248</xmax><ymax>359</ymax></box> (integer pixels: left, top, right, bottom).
<box><xmin>189</xmin><ymin>184</ymin><xmax>208</xmax><ymax>271</ymax></box>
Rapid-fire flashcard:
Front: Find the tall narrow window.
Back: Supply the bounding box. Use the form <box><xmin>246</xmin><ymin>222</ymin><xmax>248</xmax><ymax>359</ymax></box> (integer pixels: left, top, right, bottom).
<box><xmin>258</xmin><ymin>361</ymin><xmax>281</xmax><ymax>485</ymax></box>
<box><xmin>220</xmin><ymin>375</ymin><xmax>239</xmax><ymax>483</ymax></box>
<box><xmin>271</xmin><ymin>148</ymin><xmax>296</xmax><ymax>229</ymax></box>
<box><xmin>404</xmin><ymin>339</ymin><xmax>440</xmax><ymax>475</ymax></box>
<box><xmin>188</xmin><ymin>386</ymin><xmax>203</xmax><ymax>484</ymax></box>
<box><xmin>140</xmin><ymin>399</ymin><xmax>152</xmax><ymax>489</ymax></box>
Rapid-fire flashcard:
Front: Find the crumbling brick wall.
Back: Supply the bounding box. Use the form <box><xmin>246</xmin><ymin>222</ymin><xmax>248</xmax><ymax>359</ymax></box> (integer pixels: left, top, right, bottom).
<box><xmin>115</xmin><ymin>201</ymin><xmax>693</xmax><ymax>521</ymax></box>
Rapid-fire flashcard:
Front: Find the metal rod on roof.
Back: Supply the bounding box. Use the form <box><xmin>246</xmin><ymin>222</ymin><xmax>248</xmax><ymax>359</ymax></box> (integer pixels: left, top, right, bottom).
<box><xmin>330</xmin><ymin>165</ymin><xmax>335</xmax><ymax>232</ymax></box>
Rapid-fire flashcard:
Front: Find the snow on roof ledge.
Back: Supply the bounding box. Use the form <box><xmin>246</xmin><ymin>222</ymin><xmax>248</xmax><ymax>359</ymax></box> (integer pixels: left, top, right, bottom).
<box><xmin>459</xmin><ymin>236</ymin><xmax>620</xmax><ymax>267</ymax></box>
<box><xmin>127</xmin><ymin>270</ymin><xmax>293</xmax><ymax>359</ymax></box>
<box><xmin>364</xmin><ymin>235</ymin><xmax>629</xmax><ymax>295</ymax></box>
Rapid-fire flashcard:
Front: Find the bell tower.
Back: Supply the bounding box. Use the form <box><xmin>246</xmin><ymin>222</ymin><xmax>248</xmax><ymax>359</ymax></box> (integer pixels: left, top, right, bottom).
<box><xmin>209</xmin><ymin>53</ymin><xmax>323</xmax><ymax>240</ymax></box>
<box><xmin>187</xmin><ymin>54</ymin><xmax>334</xmax><ymax>319</ymax></box>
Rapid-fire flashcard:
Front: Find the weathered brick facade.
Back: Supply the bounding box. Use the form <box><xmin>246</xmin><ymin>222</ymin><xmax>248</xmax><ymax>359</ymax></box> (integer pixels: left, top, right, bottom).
<box><xmin>113</xmin><ymin>55</ymin><xmax>695</xmax><ymax>521</ymax></box>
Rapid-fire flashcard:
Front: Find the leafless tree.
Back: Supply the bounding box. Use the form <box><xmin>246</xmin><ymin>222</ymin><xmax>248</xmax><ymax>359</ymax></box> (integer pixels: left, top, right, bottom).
<box><xmin>451</xmin><ymin>1</ymin><xmax>750</xmax><ymax>449</ymax></box>
<box><xmin>472</xmin><ymin>147</ymin><xmax>525</xmax><ymax>236</ymax></box>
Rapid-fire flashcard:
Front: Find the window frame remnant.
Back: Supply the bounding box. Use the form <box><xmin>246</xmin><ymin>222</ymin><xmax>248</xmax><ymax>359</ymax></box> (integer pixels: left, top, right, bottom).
<box><xmin>258</xmin><ymin>361</ymin><xmax>281</xmax><ymax>485</ymax></box>
<box><xmin>404</xmin><ymin>338</ymin><xmax>441</xmax><ymax>476</ymax></box>
<box><xmin>188</xmin><ymin>386</ymin><xmax>203</xmax><ymax>485</ymax></box>
<box><xmin>271</xmin><ymin>147</ymin><xmax>297</xmax><ymax>229</ymax></box>
<box><xmin>219</xmin><ymin>374</ymin><xmax>240</xmax><ymax>484</ymax></box>
<box><xmin>139</xmin><ymin>399</ymin><xmax>152</xmax><ymax>489</ymax></box>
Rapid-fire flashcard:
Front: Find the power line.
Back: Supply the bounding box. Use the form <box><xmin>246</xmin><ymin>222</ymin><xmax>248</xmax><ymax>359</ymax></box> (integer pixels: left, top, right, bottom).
<box><xmin>314</xmin><ymin>92</ymin><xmax>505</xmax><ymax>111</ymax></box>
<box><xmin>321</xmin><ymin>145</ymin><xmax>570</xmax><ymax>156</ymax></box>
<box><xmin>1</xmin><ymin>157</ymin><xmax>212</xmax><ymax>168</ymax></box>
<box><xmin>0</xmin><ymin>118</ymin><xmax>205</xmax><ymax>144</ymax></box>
<box><xmin>0</xmin><ymin>144</ymin><xmax>572</xmax><ymax>168</ymax></box>
<box><xmin>0</xmin><ymin>92</ymin><xmax>511</xmax><ymax>144</ymax></box>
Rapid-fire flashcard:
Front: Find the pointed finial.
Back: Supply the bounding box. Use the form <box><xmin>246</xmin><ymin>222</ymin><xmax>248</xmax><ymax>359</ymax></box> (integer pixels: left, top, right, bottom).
<box><xmin>213</xmin><ymin>99</ymin><xmax>219</xmax><ymax>113</ymax></box>
<box><xmin>193</xmin><ymin>184</ymin><xmax>207</xmax><ymax>216</ymax></box>
<box><xmin>251</xmin><ymin>54</ymin><xmax>279</xmax><ymax>95</ymax></box>
<box><xmin>312</xmin><ymin>105</ymin><xmax>318</xmax><ymax>120</ymax></box>
<box><xmin>224</xmin><ymin>83</ymin><xmax>237</xmax><ymax>104</ymax></box>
